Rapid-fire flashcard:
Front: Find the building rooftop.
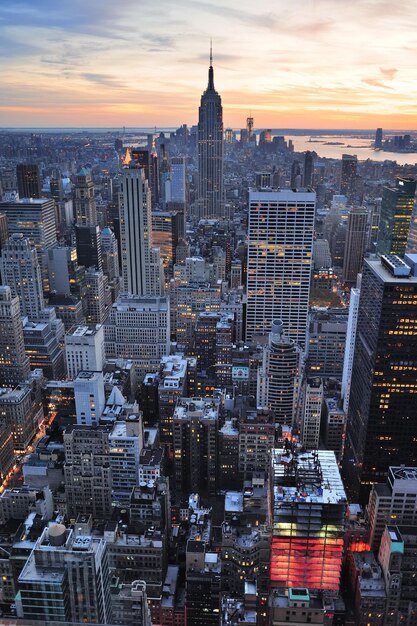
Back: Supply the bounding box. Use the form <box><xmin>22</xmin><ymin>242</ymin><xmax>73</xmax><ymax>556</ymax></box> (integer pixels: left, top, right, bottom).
<box><xmin>67</xmin><ymin>324</ymin><xmax>102</xmax><ymax>338</ymax></box>
<box><xmin>173</xmin><ymin>397</ymin><xmax>220</xmax><ymax>421</ymax></box>
<box><xmin>271</xmin><ymin>448</ymin><xmax>347</xmax><ymax>505</ymax></box>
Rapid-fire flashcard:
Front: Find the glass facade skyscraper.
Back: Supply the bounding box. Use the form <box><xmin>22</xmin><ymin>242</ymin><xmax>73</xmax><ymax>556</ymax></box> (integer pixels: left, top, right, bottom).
<box><xmin>343</xmin><ymin>255</ymin><xmax>417</xmax><ymax>503</ymax></box>
<box><xmin>377</xmin><ymin>177</ymin><xmax>416</xmax><ymax>257</ymax></box>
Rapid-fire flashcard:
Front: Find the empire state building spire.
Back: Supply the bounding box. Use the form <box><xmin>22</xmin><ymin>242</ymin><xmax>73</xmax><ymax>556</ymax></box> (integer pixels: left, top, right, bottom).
<box><xmin>207</xmin><ymin>39</ymin><xmax>214</xmax><ymax>91</ymax></box>
<box><xmin>197</xmin><ymin>43</ymin><xmax>224</xmax><ymax>219</ymax></box>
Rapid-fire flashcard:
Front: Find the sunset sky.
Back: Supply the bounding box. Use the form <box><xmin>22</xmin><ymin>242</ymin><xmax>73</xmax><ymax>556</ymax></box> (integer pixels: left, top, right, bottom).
<box><xmin>1</xmin><ymin>0</ymin><xmax>416</xmax><ymax>129</ymax></box>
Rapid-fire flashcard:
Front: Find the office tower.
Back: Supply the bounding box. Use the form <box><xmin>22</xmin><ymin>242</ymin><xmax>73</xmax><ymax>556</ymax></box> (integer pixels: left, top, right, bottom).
<box><xmin>47</xmin><ymin>244</ymin><xmax>85</xmax><ymax>298</ymax></box>
<box><xmin>84</xmin><ymin>267</ymin><xmax>110</xmax><ymax>324</ymax></box>
<box><xmin>375</xmin><ymin>127</ymin><xmax>383</xmax><ymax>148</ymax></box>
<box><xmin>290</xmin><ymin>160</ymin><xmax>302</xmax><ymax>188</ymax></box>
<box><xmin>0</xmin><ymin>197</ymin><xmax>56</xmax><ymax>288</ymax></box>
<box><xmin>342</xmin><ymin>206</ymin><xmax>368</xmax><ymax>283</ymax></box>
<box><xmin>130</xmin><ymin>147</ymin><xmax>159</xmax><ymax>207</ymax></box>
<box><xmin>0</xmin><ymin>286</ymin><xmax>30</xmax><ymax>387</ymax></box>
<box><xmin>341</xmin><ymin>286</ymin><xmax>360</xmax><ymax>413</ymax></box>
<box><xmin>173</xmin><ymin>396</ymin><xmax>220</xmax><ymax>495</ymax></box>
<box><xmin>301</xmin><ymin>378</ymin><xmax>323</xmax><ymax>450</ymax></box>
<box><xmin>344</xmin><ymin>255</ymin><xmax>417</xmax><ymax>502</ymax></box>
<box><xmin>74</xmin><ymin>371</ymin><xmax>106</xmax><ymax>426</ymax></box>
<box><xmin>120</xmin><ymin>166</ymin><xmax>163</xmax><ymax>295</ymax></box>
<box><xmin>65</xmin><ymin>324</ymin><xmax>105</xmax><ymax>378</ymax></box>
<box><xmin>0</xmin><ymin>233</ymin><xmax>45</xmax><ymax>320</ymax></box>
<box><xmin>170</xmin><ymin>156</ymin><xmax>186</xmax><ymax>207</ymax></box>
<box><xmin>74</xmin><ymin>167</ymin><xmax>97</xmax><ymax>225</ymax></box>
<box><xmin>246</xmin><ymin>115</ymin><xmax>254</xmax><ymax>141</ymax></box>
<box><xmin>307</xmin><ymin>308</ymin><xmax>348</xmax><ymax>379</ymax></box>
<box><xmin>0</xmin><ymin>382</ymin><xmax>43</xmax><ymax>451</ymax></box>
<box><xmin>376</xmin><ymin>177</ymin><xmax>416</xmax><ymax>257</ymax></box>
<box><xmin>259</xmin><ymin>129</ymin><xmax>272</xmax><ymax>148</ymax></box>
<box><xmin>18</xmin><ymin>524</ymin><xmax>112</xmax><ymax>624</ymax></box>
<box><xmin>257</xmin><ymin>320</ymin><xmax>301</xmax><ymax>426</ymax></box>
<box><xmin>75</xmin><ymin>223</ymin><xmax>102</xmax><ymax>271</ymax></box>
<box><xmin>109</xmin><ymin>415</ymin><xmax>143</xmax><ymax>504</ymax></box>
<box><xmin>270</xmin><ymin>449</ymin><xmax>347</xmax><ymax>591</ymax></box>
<box><xmin>0</xmin><ymin>213</ymin><xmax>8</xmax><ymax>253</ymax></box>
<box><xmin>186</xmin><ymin>541</ymin><xmax>221</xmax><ymax>626</ymax></box>
<box><xmin>230</xmin><ymin>259</ymin><xmax>242</xmax><ymax>288</ymax></box>
<box><xmin>104</xmin><ymin>295</ymin><xmax>170</xmax><ymax>378</ymax></box>
<box><xmin>246</xmin><ymin>189</ymin><xmax>315</xmax><ymax>347</ymax></box>
<box><xmin>340</xmin><ymin>154</ymin><xmax>358</xmax><ymax>196</ymax></box>
<box><xmin>197</xmin><ymin>48</ymin><xmax>224</xmax><ymax>219</ymax></box>
<box><xmin>367</xmin><ymin>466</ymin><xmax>417</xmax><ymax>551</ymax></box>
<box><xmin>23</xmin><ymin>311</ymin><xmax>65</xmax><ymax>380</ymax></box>
<box><xmin>64</xmin><ymin>425</ymin><xmax>112</xmax><ymax>519</ymax></box>
<box><xmin>303</xmin><ymin>150</ymin><xmax>314</xmax><ymax>187</ymax></box>
<box><xmin>152</xmin><ymin>210</ymin><xmax>181</xmax><ymax>275</ymax></box>
<box><xmin>101</xmin><ymin>226</ymin><xmax>119</xmax><ymax>280</ymax></box>
<box><xmin>239</xmin><ymin>407</ymin><xmax>276</xmax><ymax>480</ymax></box>
<box><xmin>16</xmin><ymin>163</ymin><xmax>41</xmax><ymax>199</ymax></box>
<box><xmin>322</xmin><ymin>394</ymin><xmax>346</xmax><ymax>463</ymax></box>
<box><xmin>157</xmin><ymin>354</ymin><xmax>192</xmax><ymax>445</ymax></box>
<box><xmin>367</xmin><ymin>198</ymin><xmax>381</xmax><ymax>252</ymax></box>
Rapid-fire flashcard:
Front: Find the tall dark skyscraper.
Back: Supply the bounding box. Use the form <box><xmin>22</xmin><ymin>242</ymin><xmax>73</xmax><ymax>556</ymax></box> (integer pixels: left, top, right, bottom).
<box><xmin>197</xmin><ymin>46</ymin><xmax>224</xmax><ymax>219</ymax></box>
<box><xmin>343</xmin><ymin>254</ymin><xmax>417</xmax><ymax>503</ymax></box>
<box><xmin>340</xmin><ymin>154</ymin><xmax>357</xmax><ymax>197</ymax></box>
<box><xmin>375</xmin><ymin>127</ymin><xmax>383</xmax><ymax>148</ymax></box>
<box><xmin>303</xmin><ymin>151</ymin><xmax>314</xmax><ymax>187</ymax></box>
<box><xmin>16</xmin><ymin>164</ymin><xmax>41</xmax><ymax>199</ymax></box>
<box><xmin>376</xmin><ymin>177</ymin><xmax>416</xmax><ymax>257</ymax></box>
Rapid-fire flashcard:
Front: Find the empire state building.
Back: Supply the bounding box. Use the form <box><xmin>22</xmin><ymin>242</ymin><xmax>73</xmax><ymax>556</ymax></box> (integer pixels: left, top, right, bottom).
<box><xmin>197</xmin><ymin>48</ymin><xmax>224</xmax><ymax>219</ymax></box>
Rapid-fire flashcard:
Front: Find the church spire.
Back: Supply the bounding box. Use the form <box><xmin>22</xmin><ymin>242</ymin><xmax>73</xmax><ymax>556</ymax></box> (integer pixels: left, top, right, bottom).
<box><xmin>207</xmin><ymin>40</ymin><xmax>214</xmax><ymax>91</ymax></box>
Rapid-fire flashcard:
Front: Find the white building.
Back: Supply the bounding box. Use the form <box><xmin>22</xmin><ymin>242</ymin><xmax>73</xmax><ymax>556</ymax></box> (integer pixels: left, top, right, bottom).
<box><xmin>65</xmin><ymin>324</ymin><xmax>105</xmax><ymax>379</ymax></box>
<box><xmin>341</xmin><ymin>286</ymin><xmax>360</xmax><ymax>413</ymax></box>
<box><xmin>246</xmin><ymin>189</ymin><xmax>315</xmax><ymax>348</ymax></box>
<box><xmin>104</xmin><ymin>295</ymin><xmax>170</xmax><ymax>378</ymax></box>
<box><xmin>257</xmin><ymin>319</ymin><xmax>301</xmax><ymax>426</ymax></box>
<box><xmin>109</xmin><ymin>415</ymin><xmax>143</xmax><ymax>503</ymax></box>
<box><xmin>74</xmin><ymin>371</ymin><xmax>106</xmax><ymax>426</ymax></box>
<box><xmin>301</xmin><ymin>378</ymin><xmax>324</xmax><ymax>450</ymax></box>
<box><xmin>119</xmin><ymin>167</ymin><xmax>163</xmax><ymax>296</ymax></box>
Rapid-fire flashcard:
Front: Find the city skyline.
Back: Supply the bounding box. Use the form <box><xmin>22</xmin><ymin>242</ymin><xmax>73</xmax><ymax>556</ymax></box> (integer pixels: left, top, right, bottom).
<box><xmin>1</xmin><ymin>0</ymin><xmax>417</xmax><ymax>129</ymax></box>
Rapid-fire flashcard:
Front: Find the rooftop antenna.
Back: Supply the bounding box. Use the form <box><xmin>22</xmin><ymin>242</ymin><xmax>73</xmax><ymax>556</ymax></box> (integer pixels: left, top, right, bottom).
<box><xmin>210</xmin><ymin>39</ymin><xmax>213</xmax><ymax>66</ymax></box>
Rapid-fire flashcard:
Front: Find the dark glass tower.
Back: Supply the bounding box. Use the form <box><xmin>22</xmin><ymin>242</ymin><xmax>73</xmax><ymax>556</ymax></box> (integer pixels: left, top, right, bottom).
<box><xmin>343</xmin><ymin>255</ymin><xmax>417</xmax><ymax>503</ymax></box>
<box><xmin>376</xmin><ymin>177</ymin><xmax>416</xmax><ymax>257</ymax></box>
<box><xmin>197</xmin><ymin>46</ymin><xmax>224</xmax><ymax>219</ymax></box>
<box><xmin>16</xmin><ymin>164</ymin><xmax>41</xmax><ymax>199</ymax></box>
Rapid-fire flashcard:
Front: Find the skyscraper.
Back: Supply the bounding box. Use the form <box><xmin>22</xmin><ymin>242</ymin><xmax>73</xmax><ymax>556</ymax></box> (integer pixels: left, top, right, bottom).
<box><xmin>376</xmin><ymin>177</ymin><xmax>416</xmax><ymax>257</ymax></box>
<box><xmin>257</xmin><ymin>320</ymin><xmax>301</xmax><ymax>426</ymax></box>
<box><xmin>119</xmin><ymin>166</ymin><xmax>163</xmax><ymax>296</ymax></box>
<box><xmin>375</xmin><ymin>127</ymin><xmax>383</xmax><ymax>149</ymax></box>
<box><xmin>16</xmin><ymin>163</ymin><xmax>41</xmax><ymax>199</ymax></box>
<box><xmin>0</xmin><ymin>234</ymin><xmax>45</xmax><ymax>319</ymax></box>
<box><xmin>342</xmin><ymin>206</ymin><xmax>368</xmax><ymax>283</ymax></box>
<box><xmin>0</xmin><ymin>286</ymin><xmax>30</xmax><ymax>387</ymax></box>
<box><xmin>0</xmin><ymin>197</ymin><xmax>56</xmax><ymax>289</ymax></box>
<box><xmin>74</xmin><ymin>167</ymin><xmax>97</xmax><ymax>225</ymax></box>
<box><xmin>303</xmin><ymin>150</ymin><xmax>314</xmax><ymax>187</ymax></box>
<box><xmin>340</xmin><ymin>154</ymin><xmax>358</xmax><ymax>197</ymax></box>
<box><xmin>343</xmin><ymin>255</ymin><xmax>417</xmax><ymax>502</ymax></box>
<box><xmin>197</xmin><ymin>47</ymin><xmax>224</xmax><ymax>219</ymax></box>
<box><xmin>246</xmin><ymin>189</ymin><xmax>315</xmax><ymax>347</ymax></box>
<box><xmin>75</xmin><ymin>224</ymin><xmax>103</xmax><ymax>271</ymax></box>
